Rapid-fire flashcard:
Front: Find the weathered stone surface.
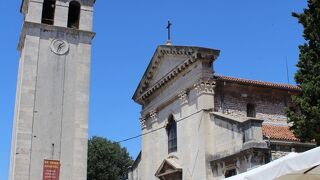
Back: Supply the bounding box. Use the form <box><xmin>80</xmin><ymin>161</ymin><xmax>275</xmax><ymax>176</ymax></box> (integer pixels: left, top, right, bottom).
<box><xmin>214</xmin><ymin>81</ymin><xmax>293</xmax><ymax>125</ymax></box>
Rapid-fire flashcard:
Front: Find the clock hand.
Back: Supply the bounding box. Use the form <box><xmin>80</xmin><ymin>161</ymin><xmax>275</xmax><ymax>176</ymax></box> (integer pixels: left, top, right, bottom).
<box><xmin>57</xmin><ymin>43</ymin><xmax>65</xmax><ymax>52</ymax></box>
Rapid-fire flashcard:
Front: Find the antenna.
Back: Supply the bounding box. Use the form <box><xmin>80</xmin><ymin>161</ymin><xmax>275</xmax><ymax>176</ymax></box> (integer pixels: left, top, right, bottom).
<box><xmin>286</xmin><ymin>56</ymin><xmax>290</xmax><ymax>84</ymax></box>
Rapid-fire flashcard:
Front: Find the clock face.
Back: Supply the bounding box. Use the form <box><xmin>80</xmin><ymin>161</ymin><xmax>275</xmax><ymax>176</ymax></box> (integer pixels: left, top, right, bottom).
<box><xmin>50</xmin><ymin>39</ymin><xmax>69</xmax><ymax>55</ymax></box>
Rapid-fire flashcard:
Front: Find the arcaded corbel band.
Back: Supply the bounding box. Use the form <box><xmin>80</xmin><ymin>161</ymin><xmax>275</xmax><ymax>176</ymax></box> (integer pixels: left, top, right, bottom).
<box><xmin>178</xmin><ymin>89</ymin><xmax>189</xmax><ymax>105</ymax></box>
<box><xmin>194</xmin><ymin>79</ymin><xmax>216</xmax><ymax>95</ymax></box>
<box><xmin>149</xmin><ymin>109</ymin><xmax>158</xmax><ymax>124</ymax></box>
<box><xmin>140</xmin><ymin>116</ymin><xmax>147</xmax><ymax>129</ymax></box>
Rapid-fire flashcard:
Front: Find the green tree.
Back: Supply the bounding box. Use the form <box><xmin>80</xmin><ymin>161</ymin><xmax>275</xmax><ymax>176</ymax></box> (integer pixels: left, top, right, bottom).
<box><xmin>287</xmin><ymin>0</ymin><xmax>320</xmax><ymax>146</ymax></box>
<box><xmin>87</xmin><ymin>136</ymin><xmax>134</xmax><ymax>180</ymax></box>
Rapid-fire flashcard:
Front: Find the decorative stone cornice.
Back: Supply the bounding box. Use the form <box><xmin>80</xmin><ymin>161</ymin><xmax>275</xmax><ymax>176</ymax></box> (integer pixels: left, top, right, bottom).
<box><xmin>194</xmin><ymin>79</ymin><xmax>216</xmax><ymax>95</ymax></box>
<box><xmin>138</xmin><ymin>56</ymin><xmax>196</xmax><ymax>102</ymax></box>
<box><xmin>178</xmin><ymin>89</ymin><xmax>188</xmax><ymax>105</ymax></box>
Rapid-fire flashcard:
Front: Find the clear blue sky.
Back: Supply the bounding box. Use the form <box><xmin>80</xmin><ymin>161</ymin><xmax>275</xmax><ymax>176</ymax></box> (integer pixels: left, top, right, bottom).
<box><xmin>0</xmin><ymin>0</ymin><xmax>307</xmax><ymax>179</ymax></box>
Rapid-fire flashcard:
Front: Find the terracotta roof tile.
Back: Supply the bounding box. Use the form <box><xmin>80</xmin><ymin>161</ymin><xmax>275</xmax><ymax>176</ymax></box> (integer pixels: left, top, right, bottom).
<box><xmin>262</xmin><ymin>124</ymin><xmax>299</xmax><ymax>142</ymax></box>
<box><xmin>214</xmin><ymin>75</ymin><xmax>300</xmax><ymax>91</ymax></box>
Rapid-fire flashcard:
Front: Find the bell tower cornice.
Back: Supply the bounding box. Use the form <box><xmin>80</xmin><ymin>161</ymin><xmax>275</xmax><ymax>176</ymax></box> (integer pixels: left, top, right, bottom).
<box><xmin>18</xmin><ymin>21</ymin><xmax>95</xmax><ymax>51</ymax></box>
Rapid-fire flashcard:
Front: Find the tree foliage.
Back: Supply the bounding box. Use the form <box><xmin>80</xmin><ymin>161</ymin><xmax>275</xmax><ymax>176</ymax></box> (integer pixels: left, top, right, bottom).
<box><xmin>287</xmin><ymin>0</ymin><xmax>320</xmax><ymax>145</ymax></box>
<box><xmin>87</xmin><ymin>136</ymin><xmax>134</xmax><ymax>180</ymax></box>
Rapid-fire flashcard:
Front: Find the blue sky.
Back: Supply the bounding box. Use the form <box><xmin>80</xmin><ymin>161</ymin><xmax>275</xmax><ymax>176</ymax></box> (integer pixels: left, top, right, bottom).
<box><xmin>0</xmin><ymin>0</ymin><xmax>307</xmax><ymax>179</ymax></box>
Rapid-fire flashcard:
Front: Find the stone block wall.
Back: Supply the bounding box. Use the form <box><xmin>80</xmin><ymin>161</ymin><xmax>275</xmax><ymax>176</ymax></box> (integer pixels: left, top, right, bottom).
<box><xmin>271</xmin><ymin>151</ymin><xmax>290</xmax><ymax>160</ymax></box>
<box><xmin>214</xmin><ymin>82</ymin><xmax>292</xmax><ymax>125</ymax></box>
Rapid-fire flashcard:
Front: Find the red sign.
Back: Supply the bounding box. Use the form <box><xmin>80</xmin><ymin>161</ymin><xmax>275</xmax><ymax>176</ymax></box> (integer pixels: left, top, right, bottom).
<box><xmin>42</xmin><ymin>160</ymin><xmax>60</xmax><ymax>180</ymax></box>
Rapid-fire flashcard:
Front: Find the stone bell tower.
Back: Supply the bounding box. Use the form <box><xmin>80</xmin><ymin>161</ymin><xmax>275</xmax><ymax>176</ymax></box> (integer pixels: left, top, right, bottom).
<box><xmin>9</xmin><ymin>0</ymin><xmax>95</xmax><ymax>179</ymax></box>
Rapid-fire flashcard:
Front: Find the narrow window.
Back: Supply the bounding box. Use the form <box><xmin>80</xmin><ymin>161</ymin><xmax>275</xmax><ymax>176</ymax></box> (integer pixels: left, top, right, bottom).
<box><xmin>67</xmin><ymin>1</ymin><xmax>81</xmax><ymax>29</ymax></box>
<box><xmin>166</xmin><ymin>115</ymin><xmax>177</xmax><ymax>154</ymax></box>
<box><xmin>247</xmin><ymin>103</ymin><xmax>256</xmax><ymax>118</ymax></box>
<box><xmin>41</xmin><ymin>0</ymin><xmax>56</xmax><ymax>25</ymax></box>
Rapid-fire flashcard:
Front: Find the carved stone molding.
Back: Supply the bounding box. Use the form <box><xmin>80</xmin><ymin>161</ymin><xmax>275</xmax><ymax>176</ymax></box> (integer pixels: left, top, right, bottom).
<box><xmin>194</xmin><ymin>80</ymin><xmax>216</xmax><ymax>95</ymax></box>
<box><xmin>149</xmin><ymin>109</ymin><xmax>158</xmax><ymax>123</ymax></box>
<box><xmin>140</xmin><ymin>116</ymin><xmax>147</xmax><ymax>129</ymax></box>
<box><xmin>139</xmin><ymin>56</ymin><xmax>196</xmax><ymax>102</ymax></box>
<box><xmin>178</xmin><ymin>90</ymin><xmax>188</xmax><ymax>105</ymax></box>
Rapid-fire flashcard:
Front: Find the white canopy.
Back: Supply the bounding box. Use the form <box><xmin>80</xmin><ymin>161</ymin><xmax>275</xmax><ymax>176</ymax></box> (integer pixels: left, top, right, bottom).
<box><xmin>226</xmin><ymin>146</ymin><xmax>320</xmax><ymax>180</ymax></box>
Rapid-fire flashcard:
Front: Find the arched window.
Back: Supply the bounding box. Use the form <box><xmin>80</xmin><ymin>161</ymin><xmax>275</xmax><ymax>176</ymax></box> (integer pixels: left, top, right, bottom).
<box><xmin>41</xmin><ymin>0</ymin><xmax>56</xmax><ymax>25</ymax></box>
<box><xmin>166</xmin><ymin>115</ymin><xmax>177</xmax><ymax>153</ymax></box>
<box><xmin>247</xmin><ymin>103</ymin><xmax>256</xmax><ymax>118</ymax></box>
<box><xmin>67</xmin><ymin>1</ymin><xmax>81</xmax><ymax>29</ymax></box>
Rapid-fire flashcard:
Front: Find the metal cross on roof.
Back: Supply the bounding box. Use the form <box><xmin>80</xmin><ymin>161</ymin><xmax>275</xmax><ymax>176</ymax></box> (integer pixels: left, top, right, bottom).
<box><xmin>166</xmin><ymin>20</ymin><xmax>172</xmax><ymax>45</ymax></box>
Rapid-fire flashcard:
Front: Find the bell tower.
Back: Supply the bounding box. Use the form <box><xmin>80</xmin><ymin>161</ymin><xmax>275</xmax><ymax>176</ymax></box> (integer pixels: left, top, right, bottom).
<box><xmin>9</xmin><ymin>0</ymin><xmax>96</xmax><ymax>180</ymax></box>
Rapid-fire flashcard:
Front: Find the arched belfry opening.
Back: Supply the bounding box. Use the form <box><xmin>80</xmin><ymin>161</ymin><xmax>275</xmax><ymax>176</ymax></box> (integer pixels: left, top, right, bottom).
<box><xmin>41</xmin><ymin>0</ymin><xmax>56</xmax><ymax>25</ymax></box>
<box><xmin>67</xmin><ymin>1</ymin><xmax>81</xmax><ymax>29</ymax></box>
<box><xmin>166</xmin><ymin>115</ymin><xmax>177</xmax><ymax>154</ymax></box>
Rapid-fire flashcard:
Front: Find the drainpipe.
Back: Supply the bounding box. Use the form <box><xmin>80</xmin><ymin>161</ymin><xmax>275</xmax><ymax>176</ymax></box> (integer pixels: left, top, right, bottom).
<box><xmin>265</xmin><ymin>136</ymin><xmax>271</xmax><ymax>162</ymax></box>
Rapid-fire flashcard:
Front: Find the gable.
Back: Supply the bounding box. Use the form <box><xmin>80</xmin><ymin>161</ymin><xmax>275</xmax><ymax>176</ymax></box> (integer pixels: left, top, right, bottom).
<box><xmin>159</xmin><ymin>162</ymin><xmax>176</xmax><ymax>174</ymax></box>
<box><xmin>155</xmin><ymin>158</ymin><xmax>182</xmax><ymax>178</ymax></box>
<box><xmin>133</xmin><ymin>45</ymin><xmax>220</xmax><ymax>105</ymax></box>
<box><xmin>150</xmin><ymin>55</ymin><xmax>188</xmax><ymax>87</ymax></box>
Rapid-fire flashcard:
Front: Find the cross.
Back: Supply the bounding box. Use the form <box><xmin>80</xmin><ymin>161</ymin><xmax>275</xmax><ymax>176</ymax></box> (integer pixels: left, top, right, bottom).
<box><xmin>166</xmin><ymin>20</ymin><xmax>172</xmax><ymax>42</ymax></box>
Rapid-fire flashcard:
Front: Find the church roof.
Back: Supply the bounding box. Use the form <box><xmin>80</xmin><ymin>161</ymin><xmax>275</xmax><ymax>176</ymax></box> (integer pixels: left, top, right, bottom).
<box><xmin>214</xmin><ymin>75</ymin><xmax>300</xmax><ymax>91</ymax></box>
<box><xmin>262</xmin><ymin>124</ymin><xmax>299</xmax><ymax>142</ymax></box>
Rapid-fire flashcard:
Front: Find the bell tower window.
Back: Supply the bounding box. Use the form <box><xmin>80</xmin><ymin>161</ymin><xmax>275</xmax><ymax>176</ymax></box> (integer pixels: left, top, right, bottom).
<box><xmin>41</xmin><ymin>0</ymin><xmax>56</xmax><ymax>25</ymax></box>
<box><xmin>166</xmin><ymin>115</ymin><xmax>177</xmax><ymax>154</ymax></box>
<box><xmin>68</xmin><ymin>1</ymin><xmax>81</xmax><ymax>29</ymax></box>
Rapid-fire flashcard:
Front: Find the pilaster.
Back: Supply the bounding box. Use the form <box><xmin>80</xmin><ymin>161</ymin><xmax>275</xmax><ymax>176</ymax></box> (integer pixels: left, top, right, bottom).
<box><xmin>194</xmin><ymin>79</ymin><xmax>215</xmax><ymax>110</ymax></box>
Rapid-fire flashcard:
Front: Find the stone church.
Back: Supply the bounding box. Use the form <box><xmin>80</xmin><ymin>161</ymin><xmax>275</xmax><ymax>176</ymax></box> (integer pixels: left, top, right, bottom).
<box><xmin>128</xmin><ymin>45</ymin><xmax>315</xmax><ymax>180</ymax></box>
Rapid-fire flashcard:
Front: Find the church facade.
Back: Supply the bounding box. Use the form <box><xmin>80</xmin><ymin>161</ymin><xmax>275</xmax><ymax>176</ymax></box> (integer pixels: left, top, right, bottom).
<box><xmin>128</xmin><ymin>45</ymin><xmax>315</xmax><ymax>180</ymax></box>
<box><xmin>9</xmin><ymin>0</ymin><xmax>95</xmax><ymax>180</ymax></box>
